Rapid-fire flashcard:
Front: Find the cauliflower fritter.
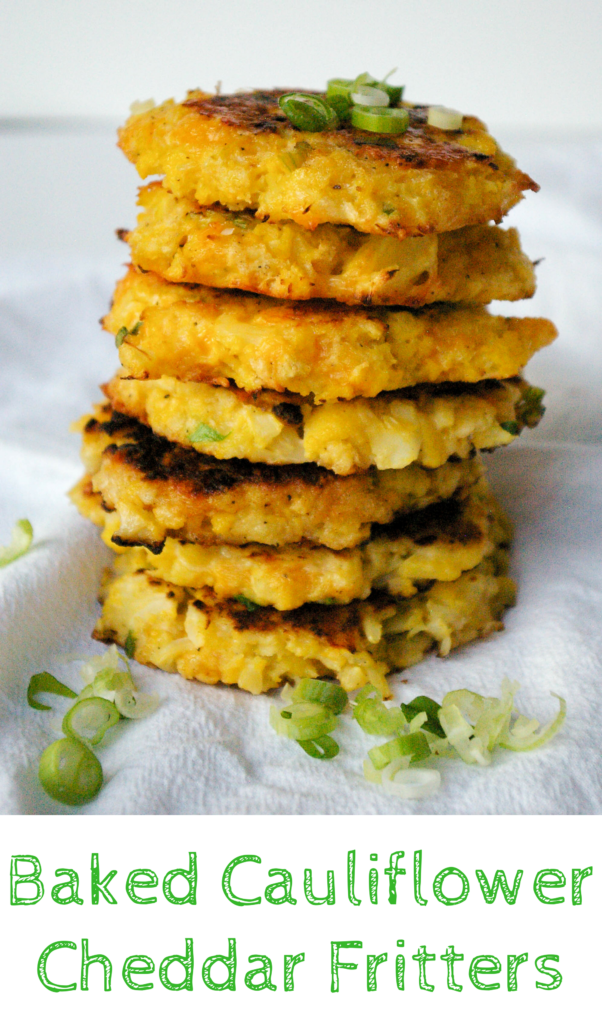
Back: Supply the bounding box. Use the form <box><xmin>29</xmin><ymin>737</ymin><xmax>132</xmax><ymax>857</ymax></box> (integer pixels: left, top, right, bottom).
<box><xmin>71</xmin><ymin>405</ymin><xmax>484</xmax><ymax>550</ymax></box>
<box><xmin>94</xmin><ymin>550</ymin><xmax>516</xmax><ymax>696</ymax></box>
<box><xmin>118</xmin><ymin>90</ymin><xmax>537</xmax><ymax>237</ymax></box>
<box><xmin>81</xmin><ymin>479</ymin><xmax>509</xmax><ymax>609</ymax></box>
<box><xmin>105</xmin><ymin>374</ymin><xmax>536</xmax><ymax>475</ymax></box>
<box><xmin>124</xmin><ymin>182</ymin><xmax>536</xmax><ymax>305</ymax></box>
<box><xmin>106</xmin><ymin>267</ymin><xmax>556</xmax><ymax>402</ymax></box>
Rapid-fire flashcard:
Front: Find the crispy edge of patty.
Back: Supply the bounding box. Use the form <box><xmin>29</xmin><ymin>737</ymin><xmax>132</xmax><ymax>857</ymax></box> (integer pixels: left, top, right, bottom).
<box><xmin>118</xmin><ymin>91</ymin><xmax>537</xmax><ymax>236</ymax></box>
<box><xmin>105</xmin><ymin>373</ymin><xmax>533</xmax><ymax>475</ymax></box>
<box><xmin>93</xmin><ymin>548</ymin><xmax>516</xmax><ymax>696</ymax></box>
<box><xmin>106</xmin><ymin>266</ymin><xmax>556</xmax><ymax>401</ymax></box>
<box><xmin>71</xmin><ymin>404</ymin><xmax>484</xmax><ymax>550</ymax></box>
<box><xmin>123</xmin><ymin>182</ymin><xmax>536</xmax><ymax>305</ymax></box>
<box><xmin>82</xmin><ymin>477</ymin><xmax>510</xmax><ymax>608</ymax></box>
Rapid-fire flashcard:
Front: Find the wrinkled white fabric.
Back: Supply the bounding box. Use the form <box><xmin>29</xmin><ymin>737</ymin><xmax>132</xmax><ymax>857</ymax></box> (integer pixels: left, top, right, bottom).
<box><xmin>0</xmin><ymin>129</ymin><xmax>601</xmax><ymax>815</ymax></box>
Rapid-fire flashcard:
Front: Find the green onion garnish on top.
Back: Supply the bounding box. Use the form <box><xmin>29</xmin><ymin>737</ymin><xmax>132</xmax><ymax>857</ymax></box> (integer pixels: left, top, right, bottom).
<box><xmin>278</xmin><ymin>93</ymin><xmax>339</xmax><ymax>132</ymax></box>
<box><xmin>0</xmin><ymin>518</ymin><xmax>33</xmax><ymax>568</ymax></box>
<box><xmin>351</xmin><ymin>106</ymin><xmax>409</xmax><ymax>134</ymax></box>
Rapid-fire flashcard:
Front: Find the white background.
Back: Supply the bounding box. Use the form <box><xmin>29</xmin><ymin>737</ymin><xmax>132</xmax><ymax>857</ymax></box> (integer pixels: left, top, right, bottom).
<box><xmin>1</xmin><ymin>817</ymin><xmax>599</xmax><ymax>1021</ymax></box>
<box><xmin>1</xmin><ymin>0</ymin><xmax>601</xmax><ymax>130</ymax></box>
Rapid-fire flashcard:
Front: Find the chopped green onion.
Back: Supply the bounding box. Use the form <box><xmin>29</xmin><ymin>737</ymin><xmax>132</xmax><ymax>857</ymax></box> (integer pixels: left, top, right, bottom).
<box><xmin>0</xmin><ymin>519</ymin><xmax>33</xmax><ymax>568</ymax></box>
<box><xmin>297</xmin><ymin>736</ymin><xmax>339</xmax><ymax>759</ymax></box>
<box><xmin>427</xmin><ymin>106</ymin><xmax>463</xmax><ymax>130</ymax></box>
<box><xmin>353</xmin><ymin>697</ymin><xmax>405</xmax><ymax>736</ymax></box>
<box><xmin>381</xmin><ymin>761</ymin><xmax>441</xmax><ymax>799</ymax></box>
<box><xmin>327</xmin><ymin>77</ymin><xmax>354</xmax><ymax>99</ymax></box>
<box><xmin>290</xmin><ymin>678</ymin><xmax>348</xmax><ymax>714</ymax></box>
<box><xmin>516</xmin><ymin>386</ymin><xmax>546</xmax><ymax>429</ymax></box>
<box><xmin>124</xmin><ymin>631</ymin><xmax>136</xmax><ymax>659</ymax></box>
<box><xmin>326</xmin><ymin>93</ymin><xmax>352</xmax><ymax>121</ymax></box>
<box><xmin>62</xmin><ymin>697</ymin><xmax>120</xmax><ymax>746</ymax></box>
<box><xmin>279</xmin><ymin>93</ymin><xmax>338</xmax><ymax>132</ymax></box>
<box><xmin>38</xmin><ymin>738</ymin><xmax>103</xmax><ymax>806</ymax></box>
<box><xmin>114</xmin><ymin>687</ymin><xmax>160</xmax><ymax>720</ymax></box>
<box><xmin>189</xmin><ymin>422</ymin><xmax>230</xmax><ymax>444</ymax></box>
<box><xmin>234</xmin><ymin>594</ymin><xmax>260</xmax><ymax>612</ymax></box>
<box><xmin>115</xmin><ymin>321</ymin><xmax>142</xmax><ymax>348</ymax></box>
<box><xmin>500</xmin><ymin>420</ymin><xmax>520</xmax><ymax>435</ymax></box>
<box><xmin>401</xmin><ymin>696</ymin><xmax>445</xmax><ymax>738</ymax></box>
<box><xmin>233</xmin><ymin>217</ymin><xmax>250</xmax><ymax>229</ymax></box>
<box><xmin>500</xmin><ymin>693</ymin><xmax>566</xmax><ymax>751</ymax></box>
<box><xmin>27</xmin><ymin>672</ymin><xmax>77</xmax><ymax>712</ymax></box>
<box><xmin>351</xmin><ymin>106</ymin><xmax>409</xmax><ymax>135</ymax></box>
<box><xmin>269</xmin><ymin>702</ymin><xmax>336</xmax><ymax>741</ymax></box>
<box><xmin>351</xmin><ymin>86</ymin><xmax>390</xmax><ymax>107</ymax></box>
<box><xmin>368</xmin><ymin>730</ymin><xmax>431</xmax><ymax>770</ymax></box>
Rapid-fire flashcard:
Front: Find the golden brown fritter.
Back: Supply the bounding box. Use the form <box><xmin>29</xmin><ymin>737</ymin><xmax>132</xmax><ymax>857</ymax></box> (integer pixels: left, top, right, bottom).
<box><xmin>124</xmin><ymin>182</ymin><xmax>536</xmax><ymax>305</ymax></box>
<box><xmin>71</xmin><ymin>404</ymin><xmax>484</xmax><ymax>551</ymax></box>
<box><xmin>106</xmin><ymin>267</ymin><xmax>556</xmax><ymax>402</ymax></box>
<box><xmin>94</xmin><ymin>548</ymin><xmax>516</xmax><ymax>696</ymax></box>
<box><xmin>81</xmin><ymin>479</ymin><xmax>509</xmax><ymax>608</ymax></box>
<box><xmin>105</xmin><ymin>373</ymin><xmax>537</xmax><ymax>475</ymax></box>
<box><xmin>118</xmin><ymin>90</ymin><xmax>537</xmax><ymax>237</ymax></box>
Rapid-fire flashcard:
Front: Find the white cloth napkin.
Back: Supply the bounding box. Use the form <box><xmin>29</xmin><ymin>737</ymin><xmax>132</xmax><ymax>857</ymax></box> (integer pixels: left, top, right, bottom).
<box><xmin>1</xmin><ymin>133</ymin><xmax>601</xmax><ymax>815</ymax></box>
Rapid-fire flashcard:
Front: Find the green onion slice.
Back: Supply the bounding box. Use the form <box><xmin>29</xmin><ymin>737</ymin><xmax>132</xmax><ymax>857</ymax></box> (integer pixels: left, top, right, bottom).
<box><xmin>290</xmin><ymin>678</ymin><xmax>348</xmax><ymax>715</ymax></box>
<box><xmin>38</xmin><ymin>737</ymin><xmax>103</xmax><ymax>806</ymax></box>
<box><xmin>189</xmin><ymin>422</ymin><xmax>230</xmax><ymax>444</ymax></box>
<box><xmin>500</xmin><ymin>420</ymin><xmax>520</xmax><ymax>436</ymax></box>
<box><xmin>297</xmin><ymin>735</ymin><xmax>340</xmax><ymax>759</ymax></box>
<box><xmin>351</xmin><ymin>106</ymin><xmax>409</xmax><ymax>135</ymax></box>
<box><xmin>62</xmin><ymin>697</ymin><xmax>120</xmax><ymax>746</ymax></box>
<box><xmin>0</xmin><ymin>519</ymin><xmax>33</xmax><ymax>568</ymax></box>
<box><xmin>401</xmin><ymin>696</ymin><xmax>445</xmax><ymax>738</ymax></box>
<box><xmin>351</xmin><ymin>86</ymin><xmax>390</xmax><ymax>107</ymax></box>
<box><xmin>269</xmin><ymin>702</ymin><xmax>336</xmax><ymax>741</ymax></box>
<box><xmin>381</xmin><ymin>761</ymin><xmax>441</xmax><ymax>799</ymax></box>
<box><xmin>500</xmin><ymin>693</ymin><xmax>566</xmax><ymax>751</ymax></box>
<box><xmin>427</xmin><ymin>106</ymin><xmax>463</xmax><ymax>130</ymax></box>
<box><xmin>27</xmin><ymin>672</ymin><xmax>78</xmax><ymax>711</ymax></box>
<box><xmin>279</xmin><ymin>93</ymin><xmax>339</xmax><ymax>132</ymax></box>
<box><xmin>368</xmin><ymin>730</ymin><xmax>431</xmax><ymax>770</ymax></box>
<box><xmin>353</xmin><ymin>697</ymin><xmax>405</xmax><ymax>736</ymax></box>
<box><xmin>114</xmin><ymin>687</ymin><xmax>160</xmax><ymax>720</ymax></box>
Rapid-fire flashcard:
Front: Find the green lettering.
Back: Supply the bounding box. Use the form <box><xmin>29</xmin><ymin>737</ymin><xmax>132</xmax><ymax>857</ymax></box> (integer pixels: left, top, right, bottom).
<box><xmin>163</xmin><ymin>853</ymin><xmax>197</xmax><ymax>905</ymax></box>
<box><xmin>572</xmin><ymin>866</ymin><xmax>593</xmax><ymax>905</ymax></box>
<box><xmin>331</xmin><ymin>941</ymin><xmax>362</xmax><ymax>993</ymax></box>
<box><xmin>81</xmin><ymin>938</ymin><xmax>112</xmax><ymax>991</ymax></box>
<box><xmin>159</xmin><ymin>938</ymin><xmax>194</xmax><ymax>991</ymax></box>
<box><xmin>441</xmin><ymin>944</ymin><xmax>464</xmax><ymax>991</ymax></box>
<box><xmin>507</xmin><ymin>952</ymin><xmax>528</xmax><ymax>991</ymax></box>
<box><xmin>11</xmin><ymin>854</ymin><xmax>44</xmax><ymax>905</ymax></box>
<box><xmin>433</xmin><ymin>866</ymin><xmax>470</xmax><ymax>905</ymax></box>
<box><xmin>283</xmin><ymin>953</ymin><xmax>304</xmax><ymax>992</ymax></box>
<box><xmin>122</xmin><ymin>955</ymin><xmax>154</xmax><ymax>991</ymax></box>
<box><xmin>202</xmin><ymin>938</ymin><xmax>237</xmax><ymax>991</ymax></box>
<box><xmin>90</xmin><ymin>853</ymin><xmax>117</xmax><ymax>906</ymax></box>
<box><xmin>533</xmin><ymin>869</ymin><xmax>565</xmax><ymax>905</ymax></box>
<box><xmin>245</xmin><ymin>955</ymin><xmax>276</xmax><ymax>991</ymax></box>
<box><xmin>469</xmin><ymin>955</ymin><xmax>501</xmax><ymax>990</ymax></box>
<box><xmin>37</xmin><ymin>941</ymin><xmax>76</xmax><ymax>992</ymax></box>
<box><xmin>535</xmin><ymin>954</ymin><xmax>562</xmax><ymax>990</ymax></box>
<box><xmin>222</xmin><ymin>855</ymin><xmax>261</xmax><ymax>906</ymax></box>
<box><xmin>366</xmin><ymin>952</ymin><xmax>387</xmax><ymax>991</ymax></box>
<box><xmin>52</xmin><ymin>869</ymin><xmax>83</xmax><ymax>906</ymax></box>
<box><xmin>476</xmin><ymin>868</ymin><xmax>523</xmax><ymax>904</ymax></box>
<box><xmin>126</xmin><ymin>868</ymin><xmax>158</xmax><ymax>904</ymax></box>
<box><xmin>264</xmin><ymin>868</ymin><xmax>296</xmax><ymax>905</ymax></box>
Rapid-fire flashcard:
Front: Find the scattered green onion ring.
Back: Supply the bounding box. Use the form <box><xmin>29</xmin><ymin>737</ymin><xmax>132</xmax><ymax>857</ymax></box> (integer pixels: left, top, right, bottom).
<box><xmin>269</xmin><ymin>702</ymin><xmax>336</xmax><ymax>741</ymax></box>
<box><xmin>297</xmin><ymin>736</ymin><xmax>340</xmax><ymax>759</ymax></box>
<box><xmin>401</xmin><ymin>695</ymin><xmax>445</xmax><ymax>737</ymax></box>
<box><xmin>351</xmin><ymin>106</ymin><xmax>409</xmax><ymax>134</ymax></box>
<box><xmin>0</xmin><ymin>519</ymin><xmax>33</xmax><ymax>568</ymax></box>
<box><xmin>62</xmin><ymin>697</ymin><xmax>120</xmax><ymax>746</ymax></box>
<box><xmin>290</xmin><ymin>678</ymin><xmax>348</xmax><ymax>715</ymax></box>
<box><xmin>38</xmin><ymin>738</ymin><xmax>103</xmax><ymax>806</ymax></box>
<box><xmin>368</xmin><ymin>730</ymin><xmax>431</xmax><ymax>770</ymax></box>
<box><xmin>279</xmin><ymin>93</ymin><xmax>338</xmax><ymax>132</ymax></box>
<box><xmin>114</xmin><ymin>687</ymin><xmax>160</xmax><ymax>720</ymax></box>
<box><xmin>28</xmin><ymin>672</ymin><xmax>77</xmax><ymax>712</ymax></box>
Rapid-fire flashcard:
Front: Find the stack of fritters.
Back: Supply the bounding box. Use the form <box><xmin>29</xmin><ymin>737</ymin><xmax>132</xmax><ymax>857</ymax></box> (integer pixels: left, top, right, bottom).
<box><xmin>71</xmin><ymin>90</ymin><xmax>556</xmax><ymax>697</ymax></box>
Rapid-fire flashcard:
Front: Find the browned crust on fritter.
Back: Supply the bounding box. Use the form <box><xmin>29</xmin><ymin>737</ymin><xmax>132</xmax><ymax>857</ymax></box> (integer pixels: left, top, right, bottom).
<box><xmin>182</xmin><ymin>91</ymin><xmax>536</xmax><ymax>182</ymax></box>
<box><xmin>83</xmin><ymin>407</ymin><xmax>330</xmax><ymax>494</ymax></box>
